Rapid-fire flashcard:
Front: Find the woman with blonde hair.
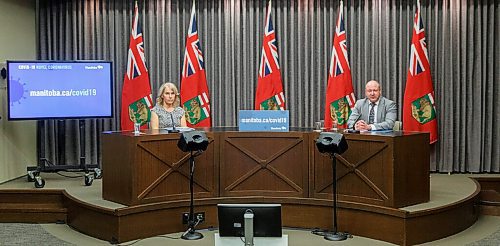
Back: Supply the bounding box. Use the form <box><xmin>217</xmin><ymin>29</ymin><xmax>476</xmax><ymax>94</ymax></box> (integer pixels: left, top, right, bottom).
<box><xmin>150</xmin><ymin>82</ymin><xmax>187</xmax><ymax>129</ymax></box>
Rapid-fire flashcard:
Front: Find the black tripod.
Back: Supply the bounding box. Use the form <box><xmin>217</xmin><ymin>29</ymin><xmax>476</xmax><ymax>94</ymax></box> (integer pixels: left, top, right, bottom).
<box><xmin>324</xmin><ymin>153</ymin><xmax>349</xmax><ymax>241</ymax></box>
<box><xmin>314</xmin><ymin>132</ymin><xmax>350</xmax><ymax>241</ymax></box>
<box><xmin>181</xmin><ymin>151</ymin><xmax>203</xmax><ymax>240</ymax></box>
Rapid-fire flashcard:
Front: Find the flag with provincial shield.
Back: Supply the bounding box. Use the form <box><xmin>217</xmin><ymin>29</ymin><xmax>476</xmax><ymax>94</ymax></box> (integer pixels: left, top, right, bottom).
<box><xmin>255</xmin><ymin>0</ymin><xmax>286</xmax><ymax>111</ymax></box>
<box><xmin>180</xmin><ymin>1</ymin><xmax>212</xmax><ymax>127</ymax></box>
<box><xmin>324</xmin><ymin>0</ymin><xmax>355</xmax><ymax>129</ymax></box>
<box><xmin>403</xmin><ymin>0</ymin><xmax>438</xmax><ymax>144</ymax></box>
<box><xmin>121</xmin><ymin>1</ymin><xmax>153</xmax><ymax>131</ymax></box>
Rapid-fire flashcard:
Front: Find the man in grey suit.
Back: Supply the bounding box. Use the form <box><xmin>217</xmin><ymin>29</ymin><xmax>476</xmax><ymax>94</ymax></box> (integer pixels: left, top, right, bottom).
<box><xmin>347</xmin><ymin>80</ymin><xmax>397</xmax><ymax>131</ymax></box>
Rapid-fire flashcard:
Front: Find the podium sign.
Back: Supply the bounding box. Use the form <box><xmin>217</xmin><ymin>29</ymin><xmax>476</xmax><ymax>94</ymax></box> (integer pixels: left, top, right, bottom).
<box><xmin>239</xmin><ymin>110</ymin><xmax>289</xmax><ymax>132</ymax></box>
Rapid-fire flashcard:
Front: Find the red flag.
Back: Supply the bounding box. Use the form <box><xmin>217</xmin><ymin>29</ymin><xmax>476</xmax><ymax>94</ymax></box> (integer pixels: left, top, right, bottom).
<box><xmin>255</xmin><ymin>0</ymin><xmax>285</xmax><ymax>110</ymax></box>
<box><xmin>121</xmin><ymin>1</ymin><xmax>153</xmax><ymax>131</ymax></box>
<box><xmin>180</xmin><ymin>1</ymin><xmax>211</xmax><ymax>127</ymax></box>
<box><xmin>403</xmin><ymin>0</ymin><xmax>438</xmax><ymax>143</ymax></box>
<box><xmin>324</xmin><ymin>0</ymin><xmax>356</xmax><ymax>129</ymax></box>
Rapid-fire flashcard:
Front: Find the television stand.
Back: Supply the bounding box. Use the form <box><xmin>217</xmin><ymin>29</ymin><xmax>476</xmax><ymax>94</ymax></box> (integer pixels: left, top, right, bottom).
<box><xmin>26</xmin><ymin>162</ymin><xmax>101</xmax><ymax>188</ymax></box>
<box><xmin>26</xmin><ymin>119</ymin><xmax>102</xmax><ymax>188</ymax></box>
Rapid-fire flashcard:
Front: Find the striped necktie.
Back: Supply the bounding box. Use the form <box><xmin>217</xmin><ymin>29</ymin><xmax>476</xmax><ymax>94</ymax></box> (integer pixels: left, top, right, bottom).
<box><xmin>368</xmin><ymin>103</ymin><xmax>375</xmax><ymax>124</ymax></box>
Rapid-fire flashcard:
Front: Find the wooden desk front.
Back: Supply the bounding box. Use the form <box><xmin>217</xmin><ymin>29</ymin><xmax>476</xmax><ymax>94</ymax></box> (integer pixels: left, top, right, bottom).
<box><xmin>312</xmin><ymin>131</ymin><xmax>430</xmax><ymax>208</ymax></box>
<box><xmin>102</xmin><ymin>130</ymin><xmax>429</xmax><ymax>208</ymax></box>
<box><xmin>102</xmin><ymin>131</ymin><xmax>218</xmax><ymax>206</ymax></box>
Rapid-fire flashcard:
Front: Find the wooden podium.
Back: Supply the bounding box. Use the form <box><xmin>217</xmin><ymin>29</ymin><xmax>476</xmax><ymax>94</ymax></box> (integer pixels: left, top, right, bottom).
<box><xmin>311</xmin><ymin>131</ymin><xmax>430</xmax><ymax>208</ymax></box>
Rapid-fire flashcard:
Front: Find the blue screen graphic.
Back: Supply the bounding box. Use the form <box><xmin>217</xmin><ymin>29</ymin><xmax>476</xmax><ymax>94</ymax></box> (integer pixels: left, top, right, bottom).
<box><xmin>7</xmin><ymin>61</ymin><xmax>113</xmax><ymax>120</ymax></box>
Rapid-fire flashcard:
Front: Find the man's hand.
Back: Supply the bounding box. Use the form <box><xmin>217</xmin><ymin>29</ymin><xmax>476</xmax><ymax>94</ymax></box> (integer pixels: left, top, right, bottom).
<box><xmin>355</xmin><ymin>120</ymin><xmax>371</xmax><ymax>131</ymax></box>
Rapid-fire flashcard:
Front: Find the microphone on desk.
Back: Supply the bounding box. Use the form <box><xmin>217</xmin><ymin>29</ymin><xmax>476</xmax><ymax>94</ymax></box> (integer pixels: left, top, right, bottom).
<box><xmin>347</xmin><ymin>114</ymin><xmax>361</xmax><ymax>133</ymax></box>
<box><xmin>169</xmin><ymin>112</ymin><xmax>180</xmax><ymax>133</ymax></box>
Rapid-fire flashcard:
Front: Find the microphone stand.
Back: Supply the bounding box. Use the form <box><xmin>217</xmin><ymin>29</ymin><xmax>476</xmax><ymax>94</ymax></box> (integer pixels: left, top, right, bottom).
<box><xmin>181</xmin><ymin>150</ymin><xmax>203</xmax><ymax>240</ymax></box>
<box><xmin>169</xmin><ymin>112</ymin><xmax>179</xmax><ymax>133</ymax></box>
<box><xmin>347</xmin><ymin>114</ymin><xmax>361</xmax><ymax>133</ymax></box>
<box><xmin>324</xmin><ymin>153</ymin><xmax>349</xmax><ymax>241</ymax></box>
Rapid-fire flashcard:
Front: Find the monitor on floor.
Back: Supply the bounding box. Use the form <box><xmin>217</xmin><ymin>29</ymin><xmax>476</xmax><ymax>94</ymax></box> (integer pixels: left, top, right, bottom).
<box><xmin>217</xmin><ymin>203</ymin><xmax>282</xmax><ymax>237</ymax></box>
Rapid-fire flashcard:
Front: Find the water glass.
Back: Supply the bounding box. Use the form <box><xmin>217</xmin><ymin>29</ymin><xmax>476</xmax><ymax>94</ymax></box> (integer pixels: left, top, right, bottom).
<box><xmin>314</xmin><ymin>121</ymin><xmax>322</xmax><ymax>131</ymax></box>
<box><xmin>134</xmin><ymin>122</ymin><xmax>141</xmax><ymax>134</ymax></box>
<box><xmin>332</xmin><ymin>121</ymin><xmax>338</xmax><ymax>131</ymax></box>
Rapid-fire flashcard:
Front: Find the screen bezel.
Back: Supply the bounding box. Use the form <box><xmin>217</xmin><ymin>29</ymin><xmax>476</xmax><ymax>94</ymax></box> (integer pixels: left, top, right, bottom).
<box><xmin>6</xmin><ymin>60</ymin><xmax>114</xmax><ymax>121</ymax></box>
<box><xmin>217</xmin><ymin>203</ymin><xmax>282</xmax><ymax>238</ymax></box>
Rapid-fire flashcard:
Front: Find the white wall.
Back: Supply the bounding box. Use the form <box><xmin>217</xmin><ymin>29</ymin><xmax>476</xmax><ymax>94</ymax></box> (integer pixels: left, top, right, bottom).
<box><xmin>0</xmin><ymin>0</ymin><xmax>37</xmax><ymax>183</ymax></box>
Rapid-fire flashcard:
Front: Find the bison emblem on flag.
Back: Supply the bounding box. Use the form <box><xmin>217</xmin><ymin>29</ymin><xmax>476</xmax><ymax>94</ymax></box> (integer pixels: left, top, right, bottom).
<box><xmin>128</xmin><ymin>97</ymin><xmax>152</xmax><ymax>126</ymax></box>
<box><xmin>411</xmin><ymin>94</ymin><xmax>436</xmax><ymax>124</ymax></box>
<box><xmin>329</xmin><ymin>97</ymin><xmax>352</xmax><ymax>125</ymax></box>
<box><xmin>183</xmin><ymin>93</ymin><xmax>210</xmax><ymax>125</ymax></box>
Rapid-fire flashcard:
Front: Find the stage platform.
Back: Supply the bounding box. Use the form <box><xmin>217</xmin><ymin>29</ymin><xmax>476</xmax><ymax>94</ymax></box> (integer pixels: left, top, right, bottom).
<box><xmin>0</xmin><ymin>173</ymin><xmax>495</xmax><ymax>245</ymax></box>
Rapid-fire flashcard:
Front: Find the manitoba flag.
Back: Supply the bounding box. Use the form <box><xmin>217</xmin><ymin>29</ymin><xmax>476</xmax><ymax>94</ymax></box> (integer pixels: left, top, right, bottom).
<box><xmin>403</xmin><ymin>0</ymin><xmax>438</xmax><ymax>143</ymax></box>
<box><xmin>180</xmin><ymin>1</ymin><xmax>211</xmax><ymax>127</ymax></box>
<box><xmin>324</xmin><ymin>0</ymin><xmax>355</xmax><ymax>129</ymax></box>
<box><xmin>121</xmin><ymin>1</ymin><xmax>153</xmax><ymax>131</ymax></box>
<box><xmin>255</xmin><ymin>0</ymin><xmax>285</xmax><ymax>110</ymax></box>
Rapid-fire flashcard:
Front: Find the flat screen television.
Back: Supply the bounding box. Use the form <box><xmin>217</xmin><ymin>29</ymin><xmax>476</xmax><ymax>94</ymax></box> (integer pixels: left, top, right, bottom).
<box><xmin>217</xmin><ymin>204</ymin><xmax>282</xmax><ymax>237</ymax></box>
<box><xmin>7</xmin><ymin>60</ymin><xmax>113</xmax><ymax>120</ymax></box>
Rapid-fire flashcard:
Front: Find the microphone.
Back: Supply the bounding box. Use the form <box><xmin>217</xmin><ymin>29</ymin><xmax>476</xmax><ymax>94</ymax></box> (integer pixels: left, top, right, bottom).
<box><xmin>169</xmin><ymin>112</ymin><xmax>179</xmax><ymax>133</ymax></box>
<box><xmin>347</xmin><ymin>113</ymin><xmax>362</xmax><ymax>133</ymax></box>
<box><xmin>351</xmin><ymin>113</ymin><xmax>362</xmax><ymax>128</ymax></box>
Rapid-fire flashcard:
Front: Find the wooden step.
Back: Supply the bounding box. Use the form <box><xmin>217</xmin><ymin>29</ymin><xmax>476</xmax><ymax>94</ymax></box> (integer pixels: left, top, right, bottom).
<box><xmin>0</xmin><ymin>190</ymin><xmax>67</xmax><ymax>223</ymax></box>
<box><xmin>472</xmin><ymin>177</ymin><xmax>500</xmax><ymax>216</ymax></box>
<box><xmin>478</xmin><ymin>190</ymin><xmax>500</xmax><ymax>216</ymax></box>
